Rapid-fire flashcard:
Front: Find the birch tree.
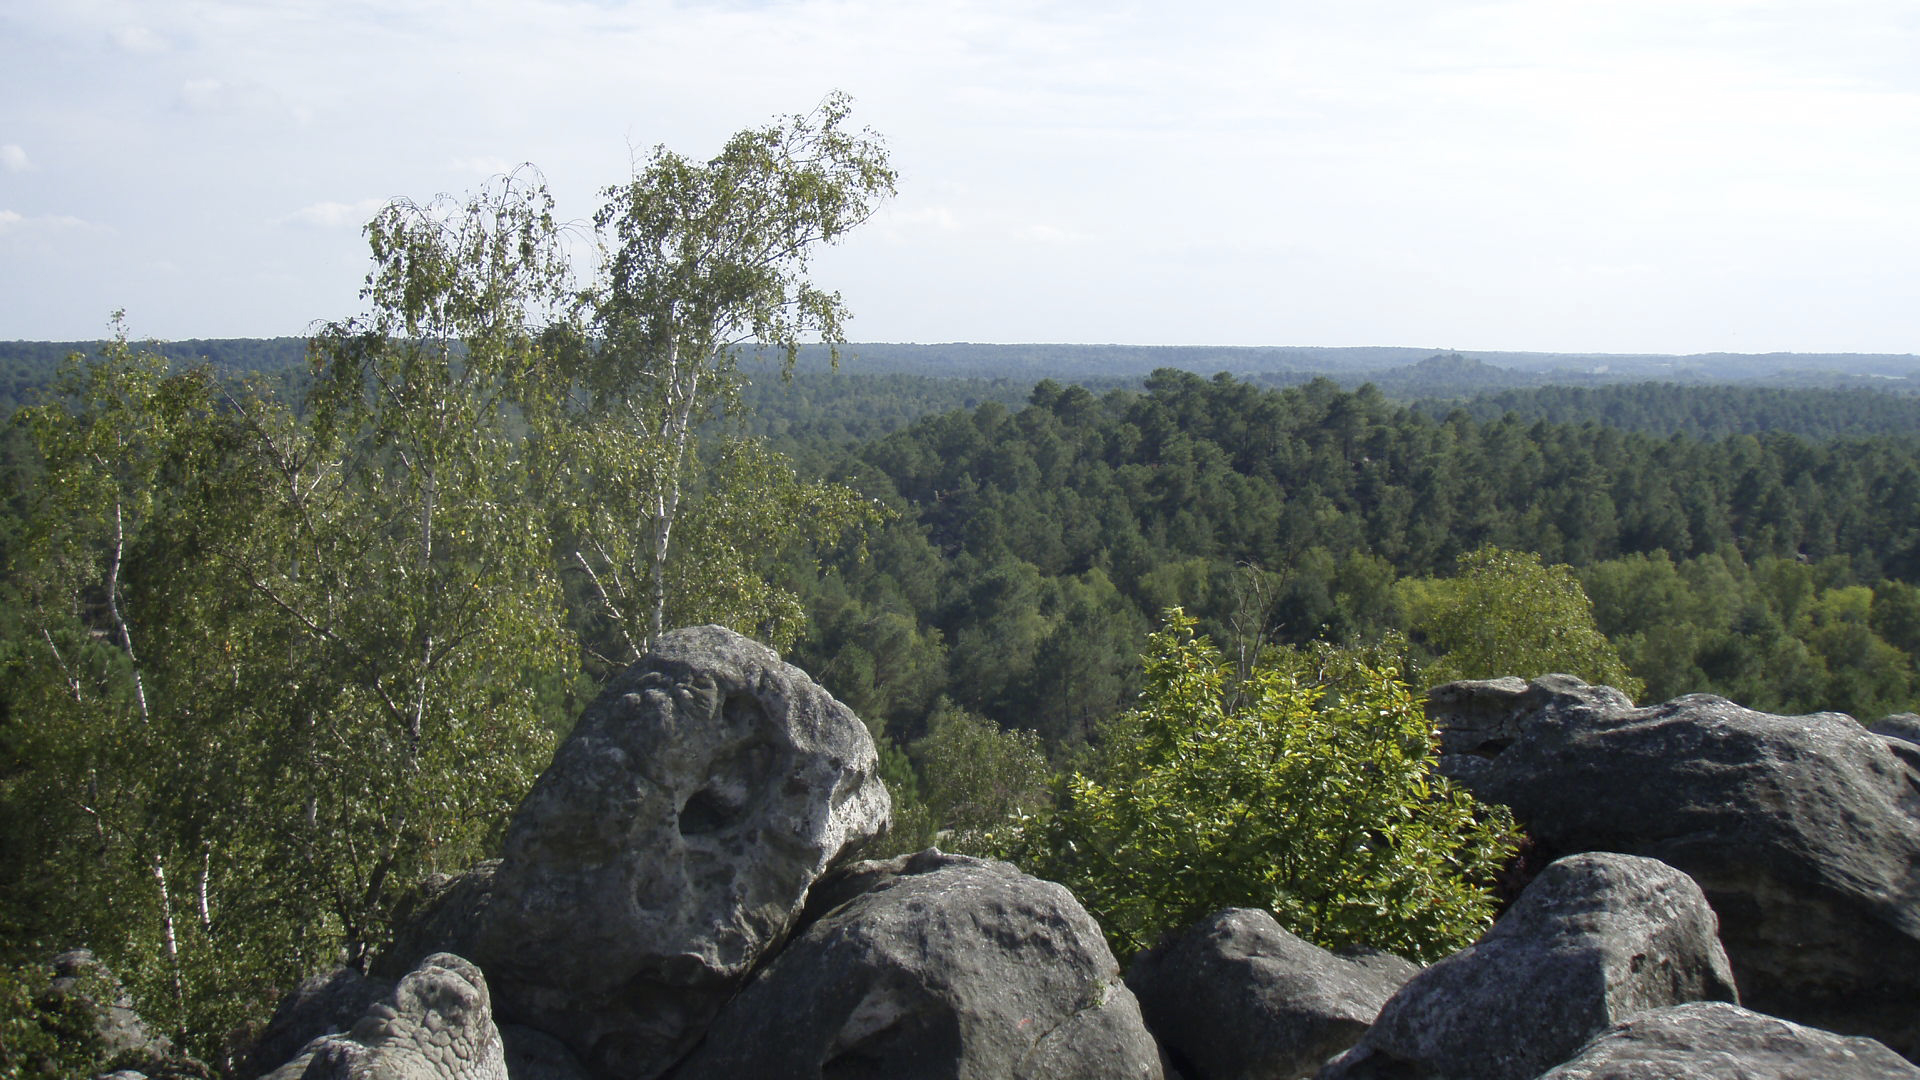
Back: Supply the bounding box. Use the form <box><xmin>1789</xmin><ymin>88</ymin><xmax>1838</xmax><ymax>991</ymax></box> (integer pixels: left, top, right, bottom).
<box><xmin>567</xmin><ymin>91</ymin><xmax>896</xmax><ymax>656</ymax></box>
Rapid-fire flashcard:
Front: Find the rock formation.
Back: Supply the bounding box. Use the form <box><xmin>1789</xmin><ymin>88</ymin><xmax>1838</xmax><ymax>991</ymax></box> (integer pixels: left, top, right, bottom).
<box><xmin>261</xmin><ymin>954</ymin><xmax>506</xmax><ymax>1080</ymax></box>
<box><xmin>244</xmin><ymin>967</ymin><xmax>391</xmax><ymax>1079</ymax></box>
<box><xmin>1125</xmin><ymin>908</ymin><xmax>1420</xmax><ymax>1080</ymax></box>
<box><xmin>1536</xmin><ymin>1001</ymin><xmax>1920</xmax><ymax>1079</ymax></box>
<box><xmin>375</xmin><ymin>625</ymin><xmax>889</xmax><ymax>1080</ymax></box>
<box><xmin>1320</xmin><ymin>852</ymin><xmax>1737</xmax><ymax>1080</ymax></box>
<box><xmin>670</xmin><ymin>848</ymin><xmax>1165</xmax><ymax>1080</ymax></box>
<box><xmin>240</xmin><ymin>638</ymin><xmax>1920</xmax><ymax>1080</ymax></box>
<box><xmin>1427</xmin><ymin>674</ymin><xmax>1920</xmax><ymax>1057</ymax></box>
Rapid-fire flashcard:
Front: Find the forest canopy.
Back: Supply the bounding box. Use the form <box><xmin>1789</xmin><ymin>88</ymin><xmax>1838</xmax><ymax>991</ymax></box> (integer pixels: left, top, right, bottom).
<box><xmin>5</xmin><ymin>100</ymin><xmax>1920</xmax><ymax>1073</ymax></box>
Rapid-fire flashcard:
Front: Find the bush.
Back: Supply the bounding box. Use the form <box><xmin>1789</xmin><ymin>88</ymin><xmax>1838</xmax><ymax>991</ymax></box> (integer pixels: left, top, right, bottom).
<box><xmin>1402</xmin><ymin>546</ymin><xmax>1644</xmax><ymax>698</ymax></box>
<box><xmin>0</xmin><ymin>959</ymin><xmax>109</xmax><ymax>1080</ymax></box>
<box><xmin>1022</xmin><ymin>610</ymin><xmax>1519</xmax><ymax>962</ymax></box>
<box><xmin>876</xmin><ymin>698</ymin><xmax>1057</xmax><ymax>858</ymax></box>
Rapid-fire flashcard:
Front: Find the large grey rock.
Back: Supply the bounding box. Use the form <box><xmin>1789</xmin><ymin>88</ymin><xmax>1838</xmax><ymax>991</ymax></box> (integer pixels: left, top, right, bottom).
<box><xmin>1319</xmin><ymin>852</ymin><xmax>1737</xmax><ymax>1080</ymax></box>
<box><xmin>1427</xmin><ymin>675</ymin><xmax>1920</xmax><ymax>1057</ymax></box>
<box><xmin>1126</xmin><ymin>908</ymin><xmax>1419</xmax><ymax>1080</ymax></box>
<box><xmin>262</xmin><ymin>954</ymin><xmax>505</xmax><ymax>1080</ymax></box>
<box><xmin>672</xmin><ymin>849</ymin><xmax>1163</xmax><ymax>1080</ymax></box>
<box><xmin>1871</xmin><ymin>712</ymin><xmax>1920</xmax><ymax>746</ymax></box>
<box><xmin>244</xmin><ymin>967</ymin><xmax>391</xmax><ymax>1078</ymax></box>
<box><xmin>1537</xmin><ymin>1001</ymin><xmax>1920</xmax><ymax>1079</ymax></box>
<box><xmin>247</xmin><ymin>962</ymin><xmax>586</xmax><ymax>1080</ymax></box>
<box><xmin>382</xmin><ymin>626</ymin><xmax>890</xmax><ymax>1080</ymax></box>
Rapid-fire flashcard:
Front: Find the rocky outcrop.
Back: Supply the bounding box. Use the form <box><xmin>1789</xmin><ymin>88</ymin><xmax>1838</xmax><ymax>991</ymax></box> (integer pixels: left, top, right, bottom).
<box><xmin>670</xmin><ymin>849</ymin><xmax>1164</xmax><ymax>1080</ymax></box>
<box><xmin>1319</xmin><ymin>852</ymin><xmax>1737</xmax><ymax>1080</ymax></box>
<box><xmin>1871</xmin><ymin>712</ymin><xmax>1920</xmax><ymax>746</ymax></box>
<box><xmin>244</xmin><ymin>966</ymin><xmax>391</xmax><ymax>1079</ymax></box>
<box><xmin>1427</xmin><ymin>675</ymin><xmax>1920</xmax><ymax>1056</ymax></box>
<box><xmin>379</xmin><ymin>626</ymin><xmax>890</xmax><ymax>1080</ymax></box>
<box><xmin>261</xmin><ymin>954</ymin><xmax>505</xmax><ymax>1080</ymax></box>
<box><xmin>1536</xmin><ymin>1001</ymin><xmax>1920</xmax><ymax>1079</ymax></box>
<box><xmin>1125</xmin><ymin>908</ymin><xmax>1419</xmax><ymax>1080</ymax></box>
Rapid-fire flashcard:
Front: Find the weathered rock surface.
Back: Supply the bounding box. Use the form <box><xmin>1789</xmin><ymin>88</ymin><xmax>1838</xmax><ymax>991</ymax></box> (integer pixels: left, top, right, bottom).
<box><xmin>1427</xmin><ymin>674</ymin><xmax>1920</xmax><ymax>1057</ymax></box>
<box><xmin>261</xmin><ymin>954</ymin><xmax>505</xmax><ymax>1080</ymax></box>
<box><xmin>671</xmin><ymin>848</ymin><xmax>1163</xmax><ymax>1080</ymax></box>
<box><xmin>1536</xmin><ymin>1001</ymin><xmax>1920</xmax><ymax>1079</ymax></box>
<box><xmin>246</xmin><ymin>962</ymin><xmax>586</xmax><ymax>1080</ymax></box>
<box><xmin>1871</xmin><ymin>712</ymin><xmax>1920</xmax><ymax>746</ymax></box>
<box><xmin>1319</xmin><ymin>852</ymin><xmax>1737</xmax><ymax>1080</ymax></box>
<box><xmin>1125</xmin><ymin>908</ymin><xmax>1419</xmax><ymax>1080</ymax></box>
<box><xmin>379</xmin><ymin>626</ymin><xmax>890</xmax><ymax>1080</ymax></box>
<box><xmin>244</xmin><ymin>966</ymin><xmax>391</xmax><ymax>1078</ymax></box>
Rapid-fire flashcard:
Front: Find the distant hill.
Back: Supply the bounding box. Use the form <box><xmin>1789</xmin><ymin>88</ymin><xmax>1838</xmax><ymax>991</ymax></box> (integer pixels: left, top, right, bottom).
<box><xmin>754</xmin><ymin>342</ymin><xmax>1920</xmax><ymax>388</ymax></box>
<box><xmin>7</xmin><ymin>336</ymin><xmax>1916</xmax><ymax>421</ymax></box>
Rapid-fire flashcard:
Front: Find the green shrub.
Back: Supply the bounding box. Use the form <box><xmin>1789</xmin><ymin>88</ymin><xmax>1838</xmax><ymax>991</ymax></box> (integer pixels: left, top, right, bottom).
<box><xmin>0</xmin><ymin>959</ymin><xmax>109</xmax><ymax>1080</ymax></box>
<box><xmin>1022</xmin><ymin>610</ymin><xmax>1519</xmax><ymax>962</ymax></box>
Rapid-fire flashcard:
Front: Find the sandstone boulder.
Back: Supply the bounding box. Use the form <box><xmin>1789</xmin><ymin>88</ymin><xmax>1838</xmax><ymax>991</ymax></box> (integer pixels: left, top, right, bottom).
<box><xmin>671</xmin><ymin>849</ymin><xmax>1163</xmax><ymax>1080</ymax></box>
<box><xmin>244</xmin><ymin>966</ymin><xmax>391</xmax><ymax>1078</ymax></box>
<box><xmin>1319</xmin><ymin>852</ymin><xmax>1736</xmax><ymax>1080</ymax></box>
<box><xmin>1427</xmin><ymin>675</ymin><xmax>1920</xmax><ymax>1056</ymax></box>
<box><xmin>1871</xmin><ymin>712</ymin><xmax>1920</xmax><ymax>746</ymax></box>
<box><xmin>1126</xmin><ymin>908</ymin><xmax>1419</xmax><ymax>1080</ymax></box>
<box><xmin>261</xmin><ymin>954</ymin><xmax>505</xmax><ymax>1080</ymax></box>
<box><xmin>1537</xmin><ymin>1001</ymin><xmax>1920</xmax><ymax>1079</ymax></box>
<box><xmin>380</xmin><ymin>626</ymin><xmax>890</xmax><ymax>1080</ymax></box>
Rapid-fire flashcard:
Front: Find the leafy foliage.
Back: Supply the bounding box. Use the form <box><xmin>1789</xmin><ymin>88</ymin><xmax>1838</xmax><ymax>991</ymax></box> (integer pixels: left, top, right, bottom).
<box><xmin>0</xmin><ymin>959</ymin><xmax>110</xmax><ymax>1080</ymax></box>
<box><xmin>1402</xmin><ymin>547</ymin><xmax>1644</xmax><ymax>697</ymax></box>
<box><xmin>568</xmin><ymin>91</ymin><xmax>896</xmax><ymax>655</ymax></box>
<box><xmin>902</xmin><ymin>699</ymin><xmax>1054</xmax><ymax>857</ymax></box>
<box><xmin>1023</xmin><ymin>610</ymin><xmax>1519</xmax><ymax>961</ymax></box>
<box><xmin>0</xmin><ymin>99</ymin><xmax>894</xmax><ymax>1062</ymax></box>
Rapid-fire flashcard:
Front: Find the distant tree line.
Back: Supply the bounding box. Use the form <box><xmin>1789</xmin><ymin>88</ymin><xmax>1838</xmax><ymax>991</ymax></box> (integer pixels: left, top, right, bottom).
<box><xmin>782</xmin><ymin>370</ymin><xmax>1920</xmax><ymax>765</ymax></box>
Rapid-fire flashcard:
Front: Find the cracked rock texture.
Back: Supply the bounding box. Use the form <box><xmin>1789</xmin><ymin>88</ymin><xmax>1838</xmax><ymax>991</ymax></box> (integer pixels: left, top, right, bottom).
<box><xmin>1537</xmin><ymin>1002</ymin><xmax>1920</xmax><ymax>1079</ymax></box>
<box><xmin>1319</xmin><ymin>852</ymin><xmax>1736</xmax><ymax>1080</ymax></box>
<box><xmin>1126</xmin><ymin>908</ymin><xmax>1419</xmax><ymax>1080</ymax></box>
<box><xmin>1427</xmin><ymin>674</ymin><xmax>1920</xmax><ymax>1058</ymax></box>
<box><xmin>670</xmin><ymin>849</ymin><xmax>1163</xmax><ymax>1080</ymax></box>
<box><xmin>261</xmin><ymin>954</ymin><xmax>505</xmax><ymax>1080</ymax></box>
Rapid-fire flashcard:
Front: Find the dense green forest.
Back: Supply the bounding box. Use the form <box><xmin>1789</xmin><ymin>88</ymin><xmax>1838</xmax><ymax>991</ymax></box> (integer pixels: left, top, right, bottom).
<box><xmin>9</xmin><ymin>345</ymin><xmax>1920</xmax><ymax>1071</ymax></box>
<box><xmin>1410</xmin><ymin>381</ymin><xmax>1920</xmax><ymax>440</ymax></box>
<box><xmin>773</xmin><ymin>371</ymin><xmax>1920</xmax><ymax>765</ymax></box>
<box><xmin>0</xmin><ymin>99</ymin><xmax>902</xmax><ymax>1073</ymax></box>
<box><xmin>6</xmin><ymin>124</ymin><xmax>1920</xmax><ymax>1077</ymax></box>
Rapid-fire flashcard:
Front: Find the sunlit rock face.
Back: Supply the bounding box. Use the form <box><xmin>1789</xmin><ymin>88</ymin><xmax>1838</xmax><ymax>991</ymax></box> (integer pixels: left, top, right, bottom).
<box><xmin>1536</xmin><ymin>1002</ymin><xmax>1920</xmax><ymax>1080</ymax></box>
<box><xmin>1428</xmin><ymin>675</ymin><xmax>1920</xmax><ymax>1059</ymax></box>
<box><xmin>672</xmin><ymin>849</ymin><xmax>1164</xmax><ymax>1080</ymax></box>
<box><xmin>1126</xmin><ymin>907</ymin><xmax>1421</xmax><ymax>1080</ymax></box>
<box><xmin>381</xmin><ymin>625</ymin><xmax>890</xmax><ymax>1080</ymax></box>
<box><xmin>1320</xmin><ymin>852</ymin><xmax>1738</xmax><ymax>1080</ymax></box>
<box><xmin>260</xmin><ymin>954</ymin><xmax>507</xmax><ymax>1080</ymax></box>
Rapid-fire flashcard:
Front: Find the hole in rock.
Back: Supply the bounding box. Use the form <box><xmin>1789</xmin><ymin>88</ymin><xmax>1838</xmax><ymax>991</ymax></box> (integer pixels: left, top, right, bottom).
<box><xmin>679</xmin><ymin>731</ymin><xmax>777</xmax><ymax>837</ymax></box>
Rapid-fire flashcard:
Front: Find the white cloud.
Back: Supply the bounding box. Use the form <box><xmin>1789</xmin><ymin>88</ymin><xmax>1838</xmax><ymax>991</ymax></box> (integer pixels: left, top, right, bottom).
<box><xmin>0</xmin><ymin>145</ymin><xmax>30</xmax><ymax>173</ymax></box>
<box><xmin>280</xmin><ymin>198</ymin><xmax>387</xmax><ymax>229</ymax></box>
<box><xmin>1013</xmin><ymin>222</ymin><xmax>1084</xmax><ymax>246</ymax></box>
<box><xmin>884</xmin><ymin>206</ymin><xmax>965</xmax><ymax>234</ymax></box>
<box><xmin>111</xmin><ymin>25</ymin><xmax>168</xmax><ymax>54</ymax></box>
<box><xmin>177</xmin><ymin>76</ymin><xmax>289</xmax><ymax>118</ymax></box>
<box><xmin>0</xmin><ymin>210</ymin><xmax>107</xmax><ymax>236</ymax></box>
<box><xmin>449</xmin><ymin>155</ymin><xmax>520</xmax><ymax>178</ymax></box>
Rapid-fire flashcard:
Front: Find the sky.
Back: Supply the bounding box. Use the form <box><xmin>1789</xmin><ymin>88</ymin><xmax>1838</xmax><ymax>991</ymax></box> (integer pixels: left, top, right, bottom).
<box><xmin>2</xmin><ymin>0</ymin><xmax>1917</xmax><ymax>355</ymax></box>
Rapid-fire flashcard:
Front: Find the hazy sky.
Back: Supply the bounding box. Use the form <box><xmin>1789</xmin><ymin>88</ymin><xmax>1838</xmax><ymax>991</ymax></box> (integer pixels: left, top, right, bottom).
<box><xmin>3</xmin><ymin>0</ymin><xmax>1917</xmax><ymax>353</ymax></box>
